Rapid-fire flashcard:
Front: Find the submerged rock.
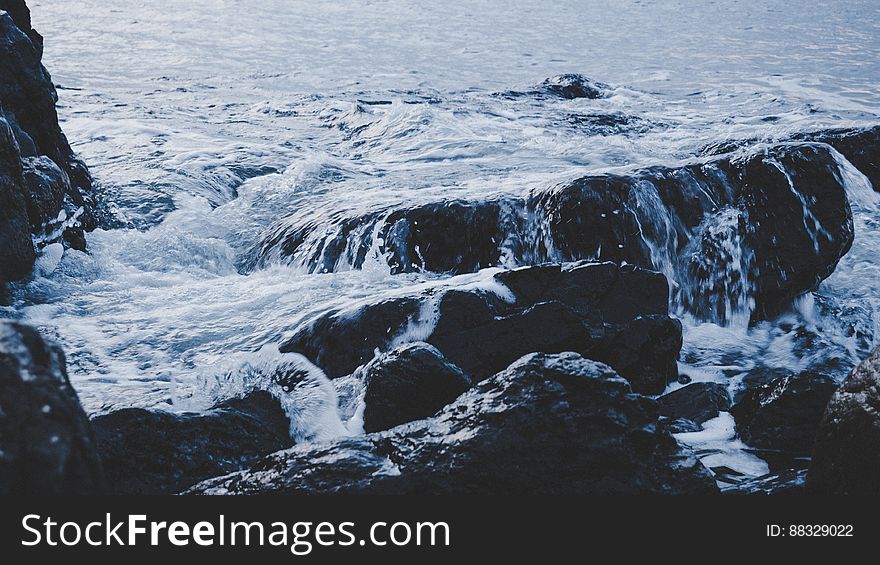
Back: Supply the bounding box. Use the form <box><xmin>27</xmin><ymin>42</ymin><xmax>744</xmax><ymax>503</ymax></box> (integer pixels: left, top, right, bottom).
<box><xmin>362</xmin><ymin>342</ymin><xmax>471</xmax><ymax>433</ymax></box>
<box><xmin>189</xmin><ymin>353</ymin><xmax>717</xmax><ymax>495</ymax></box>
<box><xmin>809</xmin><ymin>347</ymin><xmax>880</xmax><ymax>494</ymax></box>
<box><xmin>0</xmin><ymin>321</ymin><xmax>104</xmax><ymax>494</ymax></box>
<box><xmin>281</xmin><ymin>261</ymin><xmax>681</xmax><ymax>394</ymax></box>
<box><xmin>730</xmin><ymin>371</ymin><xmax>837</xmax><ymax>453</ymax></box>
<box><xmin>0</xmin><ymin>2</ymin><xmax>96</xmax><ymax>282</ymax></box>
<box><xmin>658</xmin><ymin>382</ymin><xmax>731</xmax><ymax>425</ymax></box>
<box><xmin>92</xmin><ymin>391</ymin><xmax>293</xmax><ymax>495</ymax></box>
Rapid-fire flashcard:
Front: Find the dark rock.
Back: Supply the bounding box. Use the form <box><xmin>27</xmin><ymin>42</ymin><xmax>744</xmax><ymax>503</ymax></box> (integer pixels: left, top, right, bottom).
<box><xmin>92</xmin><ymin>391</ymin><xmax>293</xmax><ymax>495</ymax></box>
<box><xmin>430</xmin><ymin>300</ymin><xmax>593</xmax><ymax>380</ymax></box>
<box><xmin>731</xmin><ymin>371</ymin><xmax>837</xmax><ymax>453</ymax></box>
<box><xmin>0</xmin><ymin>320</ymin><xmax>104</xmax><ymax>494</ymax></box>
<box><xmin>281</xmin><ymin>261</ymin><xmax>681</xmax><ymax>394</ymax></box>
<box><xmin>362</xmin><ymin>342</ymin><xmax>471</xmax><ymax>433</ymax></box>
<box><xmin>538</xmin><ymin>74</ymin><xmax>609</xmax><ymax>99</ymax></box>
<box><xmin>797</xmin><ymin>126</ymin><xmax>880</xmax><ymax>192</ymax></box>
<box><xmin>0</xmin><ymin>118</ymin><xmax>35</xmax><ymax>281</ymax></box>
<box><xmin>658</xmin><ymin>382</ymin><xmax>731</xmax><ymax>424</ymax></box>
<box><xmin>585</xmin><ymin>315</ymin><xmax>682</xmax><ymax>394</ymax></box>
<box><xmin>809</xmin><ymin>347</ymin><xmax>880</xmax><ymax>494</ymax></box>
<box><xmin>0</xmin><ymin>3</ymin><xmax>96</xmax><ymax>282</ymax></box>
<box><xmin>189</xmin><ymin>353</ymin><xmax>717</xmax><ymax>495</ymax></box>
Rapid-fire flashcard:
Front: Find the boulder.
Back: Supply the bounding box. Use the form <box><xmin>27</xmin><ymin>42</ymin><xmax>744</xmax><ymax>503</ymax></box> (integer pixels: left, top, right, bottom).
<box><xmin>731</xmin><ymin>372</ymin><xmax>837</xmax><ymax>453</ymax></box>
<box><xmin>92</xmin><ymin>391</ymin><xmax>293</xmax><ymax>495</ymax></box>
<box><xmin>188</xmin><ymin>353</ymin><xmax>717</xmax><ymax>495</ymax></box>
<box><xmin>808</xmin><ymin>347</ymin><xmax>880</xmax><ymax>494</ymax></box>
<box><xmin>658</xmin><ymin>382</ymin><xmax>731</xmax><ymax>425</ymax></box>
<box><xmin>0</xmin><ymin>320</ymin><xmax>104</xmax><ymax>494</ymax></box>
<box><xmin>362</xmin><ymin>342</ymin><xmax>471</xmax><ymax>433</ymax></box>
<box><xmin>281</xmin><ymin>261</ymin><xmax>681</xmax><ymax>394</ymax></box>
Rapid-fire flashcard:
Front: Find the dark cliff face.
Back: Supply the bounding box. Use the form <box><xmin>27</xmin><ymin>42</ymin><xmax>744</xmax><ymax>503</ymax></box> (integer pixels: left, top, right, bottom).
<box><xmin>0</xmin><ymin>1</ymin><xmax>96</xmax><ymax>283</ymax></box>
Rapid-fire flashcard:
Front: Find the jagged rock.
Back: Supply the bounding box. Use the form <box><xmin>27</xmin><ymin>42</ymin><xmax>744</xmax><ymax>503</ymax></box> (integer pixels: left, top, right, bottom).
<box><xmin>658</xmin><ymin>382</ymin><xmax>731</xmax><ymax>424</ymax></box>
<box><xmin>797</xmin><ymin>126</ymin><xmax>880</xmax><ymax>192</ymax></box>
<box><xmin>731</xmin><ymin>371</ymin><xmax>837</xmax><ymax>453</ymax></box>
<box><xmin>0</xmin><ymin>320</ymin><xmax>104</xmax><ymax>494</ymax></box>
<box><xmin>92</xmin><ymin>391</ymin><xmax>293</xmax><ymax>495</ymax></box>
<box><xmin>281</xmin><ymin>262</ymin><xmax>681</xmax><ymax>394</ymax></box>
<box><xmin>188</xmin><ymin>353</ymin><xmax>717</xmax><ymax>495</ymax></box>
<box><xmin>0</xmin><ymin>2</ymin><xmax>96</xmax><ymax>282</ymax></box>
<box><xmin>809</xmin><ymin>347</ymin><xmax>880</xmax><ymax>494</ymax></box>
<box><xmin>361</xmin><ymin>342</ymin><xmax>471</xmax><ymax>433</ymax></box>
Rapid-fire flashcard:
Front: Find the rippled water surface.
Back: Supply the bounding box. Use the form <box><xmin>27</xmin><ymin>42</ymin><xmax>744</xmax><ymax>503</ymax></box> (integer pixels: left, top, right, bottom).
<box><xmin>5</xmin><ymin>0</ymin><xmax>880</xmax><ymax>482</ymax></box>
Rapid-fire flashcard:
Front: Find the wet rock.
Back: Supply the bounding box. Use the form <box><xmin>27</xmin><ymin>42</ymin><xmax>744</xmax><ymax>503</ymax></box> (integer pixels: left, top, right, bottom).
<box><xmin>0</xmin><ymin>3</ymin><xmax>96</xmax><ymax>282</ymax></box>
<box><xmin>657</xmin><ymin>382</ymin><xmax>731</xmax><ymax>424</ymax></box>
<box><xmin>797</xmin><ymin>125</ymin><xmax>880</xmax><ymax>192</ymax></box>
<box><xmin>0</xmin><ymin>118</ymin><xmax>35</xmax><ymax>281</ymax></box>
<box><xmin>92</xmin><ymin>391</ymin><xmax>293</xmax><ymax>495</ymax></box>
<box><xmin>362</xmin><ymin>342</ymin><xmax>471</xmax><ymax>433</ymax></box>
<box><xmin>189</xmin><ymin>353</ymin><xmax>717</xmax><ymax>495</ymax></box>
<box><xmin>0</xmin><ymin>321</ymin><xmax>104</xmax><ymax>494</ymax></box>
<box><xmin>538</xmin><ymin>74</ymin><xmax>610</xmax><ymax>99</ymax></box>
<box><xmin>731</xmin><ymin>371</ymin><xmax>837</xmax><ymax>453</ymax></box>
<box><xmin>809</xmin><ymin>347</ymin><xmax>880</xmax><ymax>494</ymax></box>
<box><xmin>281</xmin><ymin>261</ymin><xmax>681</xmax><ymax>394</ymax></box>
<box><xmin>260</xmin><ymin>143</ymin><xmax>853</xmax><ymax>323</ymax></box>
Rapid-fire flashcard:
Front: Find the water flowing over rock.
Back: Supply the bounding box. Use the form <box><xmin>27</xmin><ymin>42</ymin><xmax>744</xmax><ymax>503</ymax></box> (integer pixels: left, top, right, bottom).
<box><xmin>281</xmin><ymin>261</ymin><xmax>681</xmax><ymax>394</ymax></box>
<box><xmin>0</xmin><ymin>321</ymin><xmax>104</xmax><ymax>494</ymax></box>
<box><xmin>808</xmin><ymin>347</ymin><xmax>880</xmax><ymax>494</ymax></box>
<box><xmin>257</xmin><ymin>142</ymin><xmax>854</xmax><ymax>324</ymax></box>
<box><xmin>0</xmin><ymin>2</ymin><xmax>96</xmax><ymax>282</ymax></box>
<box><xmin>91</xmin><ymin>391</ymin><xmax>293</xmax><ymax>495</ymax></box>
<box><xmin>188</xmin><ymin>353</ymin><xmax>717</xmax><ymax>495</ymax></box>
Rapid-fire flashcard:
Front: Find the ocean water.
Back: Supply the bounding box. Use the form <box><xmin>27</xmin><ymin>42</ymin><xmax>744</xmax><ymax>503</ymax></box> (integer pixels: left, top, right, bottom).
<box><xmin>5</xmin><ymin>0</ymin><xmax>880</xmax><ymax>484</ymax></box>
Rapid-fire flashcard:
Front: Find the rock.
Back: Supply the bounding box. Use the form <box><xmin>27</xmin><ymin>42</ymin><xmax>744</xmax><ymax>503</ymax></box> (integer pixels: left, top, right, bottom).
<box><xmin>0</xmin><ymin>320</ymin><xmax>104</xmax><ymax>494</ymax></box>
<box><xmin>259</xmin><ymin>143</ymin><xmax>854</xmax><ymax>323</ymax></box>
<box><xmin>538</xmin><ymin>73</ymin><xmax>610</xmax><ymax>99</ymax></box>
<box><xmin>0</xmin><ymin>118</ymin><xmax>35</xmax><ymax>281</ymax></box>
<box><xmin>281</xmin><ymin>261</ymin><xmax>681</xmax><ymax>394</ymax></box>
<box><xmin>658</xmin><ymin>382</ymin><xmax>731</xmax><ymax>424</ymax></box>
<box><xmin>731</xmin><ymin>372</ymin><xmax>837</xmax><ymax>453</ymax></box>
<box><xmin>188</xmin><ymin>353</ymin><xmax>717</xmax><ymax>495</ymax></box>
<box><xmin>362</xmin><ymin>342</ymin><xmax>471</xmax><ymax>433</ymax></box>
<box><xmin>797</xmin><ymin>126</ymin><xmax>880</xmax><ymax>192</ymax></box>
<box><xmin>91</xmin><ymin>391</ymin><xmax>293</xmax><ymax>495</ymax></box>
<box><xmin>0</xmin><ymin>2</ymin><xmax>96</xmax><ymax>282</ymax></box>
<box><xmin>809</xmin><ymin>347</ymin><xmax>880</xmax><ymax>494</ymax></box>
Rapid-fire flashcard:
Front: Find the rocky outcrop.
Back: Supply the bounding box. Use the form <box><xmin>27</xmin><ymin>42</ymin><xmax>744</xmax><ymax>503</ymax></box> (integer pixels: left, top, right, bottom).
<box><xmin>0</xmin><ymin>320</ymin><xmax>104</xmax><ymax>494</ymax></box>
<box><xmin>91</xmin><ymin>391</ymin><xmax>293</xmax><ymax>495</ymax></box>
<box><xmin>257</xmin><ymin>143</ymin><xmax>854</xmax><ymax>323</ymax></box>
<box><xmin>281</xmin><ymin>261</ymin><xmax>681</xmax><ymax>394</ymax></box>
<box><xmin>731</xmin><ymin>372</ymin><xmax>837</xmax><ymax>453</ymax></box>
<box><xmin>361</xmin><ymin>342</ymin><xmax>471</xmax><ymax>433</ymax></box>
<box><xmin>188</xmin><ymin>353</ymin><xmax>717</xmax><ymax>495</ymax></box>
<box><xmin>0</xmin><ymin>2</ymin><xmax>96</xmax><ymax>282</ymax></box>
<box><xmin>808</xmin><ymin>347</ymin><xmax>880</xmax><ymax>494</ymax></box>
